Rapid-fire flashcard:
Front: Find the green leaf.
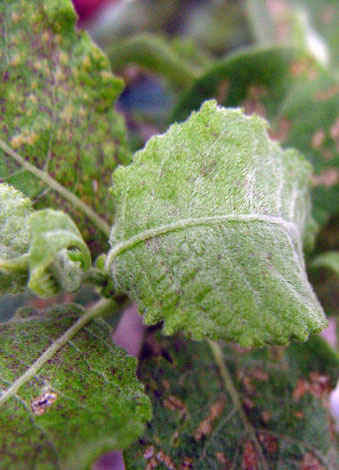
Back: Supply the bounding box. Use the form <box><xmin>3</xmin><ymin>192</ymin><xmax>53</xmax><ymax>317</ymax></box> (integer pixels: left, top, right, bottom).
<box><xmin>246</xmin><ymin>0</ymin><xmax>339</xmax><ymax>67</ymax></box>
<box><xmin>106</xmin><ymin>101</ymin><xmax>326</xmax><ymax>347</ymax></box>
<box><xmin>172</xmin><ymin>46</ymin><xmax>339</xmax><ymax>223</ymax></box>
<box><xmin>0</xmin><ymin>0</ymin><xmax>130</xmax><ymax>254</ymax></box>
<box><xmin>310</xmin><ymin>251</ymin><xmax>339</xmax><ymax>276</ymax></box>
<box><xmin>28</xmin><ymin>209</ymin><xmax>91</xmax><ymax>297</ymax></box>
<box><xmin>0</xmin><ymin>303</ymin><xmax>152</xmax><ymax>470</ymax></box>
<box><xmin>0</xmin><ymin>183</ymin><xmax>32</xmax><ymax>293</ymax></box>
<box><xmin>124</xmin><ymin>333</ymin><xmax>339</xmax><ymax>469</ymax></box>
<box><xmin>108</xmin><ymin>33</ymin><xmax>201</xmax><ymax>89</ymax></box>
<box><xmin>0</xmin><ymin>183</ymin><xmax>91</xmax><ymax>297</ymax></box>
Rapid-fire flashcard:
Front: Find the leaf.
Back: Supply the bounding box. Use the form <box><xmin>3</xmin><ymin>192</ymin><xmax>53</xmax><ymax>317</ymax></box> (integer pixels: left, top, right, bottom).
<box><xmin>28</xmin><ymin>209</ymin><xmax>91</xmax><ymax>297</ymax></box>
<box><xmin>108</xmin><ymin>33</ymin><xmax>201</xmax><ymax>89</ymax></box>
<box><xmin>106</xmin><ymin>101</ymin><xmax>326</xmax><ymax>347</ymax></box>
<box><xmin>246</xmin><ymin>0</ymin><xmax>339</xmax><ymax>67</ymax></box>
<box><xmin>172</xmin><ymin>46</ymin><xmax>339</xmax><ymax>223</ymax></box>
<box><xmin>124</xmin><ymin>333</ymin><xmax>339</xmax><ymax>469</ymax></box>
<box><xmin>0</xmin><ymin>0</ymin><xmax>130</xmax><ymax>254</ymax></box>
<box><xmin>0</xmin><ymin>303</ymin><xmax>152</xmax><ymax>470</ymax></box>
<box><xmin>0</xmin><ymin>183</ymin><xmax>32</xmax><ymax>293</ymax></box>
<box><xmin>310</xmin><ymin>251</ymin><xmax>339</xmax><ymax>276</ymax></box>
<box><xmin>0</xmin><ymin>183</ymin><xmax>91</xmax><ymax>297</ymax></box>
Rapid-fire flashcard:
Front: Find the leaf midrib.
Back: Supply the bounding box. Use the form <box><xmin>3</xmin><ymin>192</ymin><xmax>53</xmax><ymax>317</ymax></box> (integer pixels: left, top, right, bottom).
<box><xmin>106</xmin><ymin>213</ymin><xmax>299</xmax><ymax>269</ymax></box>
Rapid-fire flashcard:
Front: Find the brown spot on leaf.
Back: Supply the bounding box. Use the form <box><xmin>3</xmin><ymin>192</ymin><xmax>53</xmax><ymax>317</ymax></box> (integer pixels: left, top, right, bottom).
<box><xmin>300</xmin><ymin>452</ymin><xmax>324</xmax><ymax>470</ymax></box>
<box><xmin>330</xmin><ymin>118</ymin><xmax>339</xmax><ymax>142</ymax></box>
<box><xmin>31</xmin><ymin>389</ymin><xmax>57</xmax><ymax>416</ymax></box>
<box><xmin>312</xmin><ymin>169</ymin><xmax>339</xmax><ymax>187</ymax></box>
<box><xmin>146</xmin><ymin>456</ymin><xmax>159</xmax><ymax>470</ymax></box>
<box><xmin>181</xmin><ymin>456</ymin><xmax>193</xmax><ymax>469</ymax></box>
<box><xmin>242</xmin><ymin>397</ymin><xmax>255</xmax><ymax>410</ymax></box>
<box><xmin>293</xmin><ymin>378</ymin><xmax>310</xmax><ymax>400</ymax></box>
<box><xmin>157</xmin><ymin>449</ymin><xmax>176</xmax><ymax>469</ymax></box>
<box><xmin>194</xmin><ymin>398</ymin><xmax>225</xmax><ymax>440</ymax></box>
<box><xmin>143</xmin><ymin>446</ymin><xmax>155</xmax><ymax>460</ymax></box>
<box><xmin>258</xmin><ymin>432</ymin><xmax>278</xmax><ymax>454</ymax></box>
<box><xmin>163</xmin><ymin>395</ymin><xmax>185</xmax><ymax>412</ymax></box>
<box><xmin>261</xmin><ymin>410</ymin><xmax>272</xmax><ymax>423</ymax></box>
<box><xmin>216</xmin><ymin>452</ymin><xmax>231</xmax><ymax>468</ymax></box>
<box><xmin>315</xmin><ymin>84</ymin><xmax>339</xmax><ymax>101</ymax></box>
<box><xmin>311</xmin><ymin>129</ymin><xmax>326</xmax><ymax>149</ymax></box>
<box><xmin>241</xmin><ymin>441</ymin><xmax>258</xmax><ymax>470</ymax></box>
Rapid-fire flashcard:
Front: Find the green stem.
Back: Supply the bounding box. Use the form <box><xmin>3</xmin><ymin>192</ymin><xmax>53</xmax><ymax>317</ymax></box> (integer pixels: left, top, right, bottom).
<box><xmin>0</xmin><ymin>298</ymin><xmax>115</xmax><ymax>407</ymax></box>
<box><xmin>207</xmin><ymin>340</ymin><xmax>270</xmax><ymax>470</ymax></box>
<box><xmin>0</xmin><ymin>138</ymin><xmax>111</xmax><ymax>238</ymax></box>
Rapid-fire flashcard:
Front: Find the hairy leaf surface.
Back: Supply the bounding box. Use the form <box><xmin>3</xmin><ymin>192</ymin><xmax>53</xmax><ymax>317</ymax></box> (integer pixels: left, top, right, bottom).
<box><xmin>0</xmin><ymin>183</ymin><xmax>91</xmax><ymax>297</ymax></box>
<box><xmin>107</xmin><ymin>101</ymin><xmax>326</xmax><ymax>346</ymax></box>
<box><xmin>0</xmin><ymin>183</ymin><xmax>32</xmax><ymax>293</ymax></box>
<box><xmin>172</xmin><ymin>47</ymin><xmax>339</xmax><ymax>223</ymax></box>
<box><xmin>0</xmin><ymin>304</ymin><xmax>152</xmax><ymax>470</ymax></box>
<box><xmin>0</xmin><ymin>0</ymin><xmax>130</xmax><ymax>253</ymax></box>
<box><xmin>125</xmin><ymin>333</ymin><xmax>339</xmax><ymax>469</ymax></box>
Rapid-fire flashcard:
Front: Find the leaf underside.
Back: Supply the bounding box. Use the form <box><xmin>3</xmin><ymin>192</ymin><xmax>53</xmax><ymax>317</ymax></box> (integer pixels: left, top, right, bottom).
<box><xmin>0</xmin><ymin>0</ymin><xmax>130</xmax><ymax>254</ymax></box>
<box><xmin>108</xmin><ymin>101</ymin><xmax>326</xmax><ymax>347</ymax></box>
<box><xmin>125</xmin><ymin>333</ymin><xmax>339</xmax><ymax>470</ymax></box>
<box><xmin>0</xmin><ymin>304</ymin><xmax>152</xmax><ymax>470</ymax></box>
<box><xmin>172</xmin><ymin>46</ymin><xmax>339</xmax><ymax>223</ymax></box>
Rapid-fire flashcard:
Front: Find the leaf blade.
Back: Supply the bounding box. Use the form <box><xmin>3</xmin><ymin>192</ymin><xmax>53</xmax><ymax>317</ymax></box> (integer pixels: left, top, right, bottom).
<box><xmin>124</xmin><ymin>333</ymin><xmax>339</xmax><ymax>469</ymax></box>
<box><xmin>0</xmin><ymin>303</ymin><xmax>152</xmax><ymax>470</ymax></box>
<box><xmin>0</xmin><ymin>0</ymin><xmax>130</xmax><ymax>253</ymax></box>
<box><xmin>107</xmin><ymin>101</ymin><xmax>326</xmax><ymax>346</ymax></box>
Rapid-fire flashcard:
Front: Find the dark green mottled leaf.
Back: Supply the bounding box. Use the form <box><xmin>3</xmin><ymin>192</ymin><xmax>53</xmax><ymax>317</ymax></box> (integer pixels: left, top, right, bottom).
<box><xmin>106</xmin><ymin>101</ymin><xmax>326</xmax><ymax>347</ymax></box>
<box><xmin>172</xmin><ymin>46</ymin><xmax>339</xmax><ymax>223</ymax></box>
<box><xmin>125</xmin><ymin>333</ymin><xmax>339</xmax><ymax>469</ymax></box>
<box><xmin>0</xmin><ymin>303</ymin><xmax>152</xmax><ymax>470</ymax></box>
<box><xmin>0</xmin><ymin>0</ymin><xmax>130</xmax><ymax>254</ymax></box>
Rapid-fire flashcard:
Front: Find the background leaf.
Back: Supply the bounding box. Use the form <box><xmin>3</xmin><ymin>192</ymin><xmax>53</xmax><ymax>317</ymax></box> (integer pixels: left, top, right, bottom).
<box><xmin>0</xmin><ymin>303</ymin><xmax>152</xmax><ymax>470</ymax></box>
<box><xmin>125</xmin><ymin>333</ymin><xmax>339</xmax><ymax>469</ymax></box>
<box><xmin>0</xmin><ymin>0</ymin><xmax>130</xmax><ymax>254</ymax></box>
<box><xmin>172</xmin><ymin>46</ymin><xmax>339</xmax><ymax>224</ymax></box>
<box><xmin>107</xmin><ymin>101</ymin><xmax>326</xmax><ymax>346</ymax></box>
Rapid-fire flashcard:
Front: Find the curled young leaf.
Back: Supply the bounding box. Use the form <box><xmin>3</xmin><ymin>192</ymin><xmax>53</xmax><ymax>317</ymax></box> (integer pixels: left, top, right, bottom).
<box><xmin>28</xmin><ymin>210</ymin><xmax>91</xmax><ymax>297</ymax></box>
<box><xmin>106</xmin><ymin>101</ymin><xmax>327</xmax><ymax>347</ymax></box>
<box><xmin>0</xmin><ymin>184</ymin><xmax>90</xmax><ymax>297</ymax></box>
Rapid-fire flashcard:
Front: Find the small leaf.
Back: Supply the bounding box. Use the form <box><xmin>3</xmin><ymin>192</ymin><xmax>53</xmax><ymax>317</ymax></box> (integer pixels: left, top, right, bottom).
<box><xmin>28</xmin><ymin>209</ymin><xmax>91</xmax><ymax>297</ymax></box>
<box><xmin>0</xmin><ymin>183</ymin><xmax>32</xmax><ymax>293</ymax></box>
<box><xmin>124</xmin><ymin>333</ymin><xmax>339</xmax><ymax>469</ymax></box>
<box><xmin>107</xmin><ymin>101</ymin><xmax>326</xmax><ymax>346</ymax></box>
<box><xmin>0</xmin><ymin>303</ymin><xmax>152</xmax><ymax>470</ymax></box>
<box><xmin>0</xmin><ymin>0</ymin><xmax>130</xmax><ymax>254</ymax></box>
<box><xmin>0</xmin><ymin>183</ymin><xmax>90</xmax><ymax>297</ymax></box>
